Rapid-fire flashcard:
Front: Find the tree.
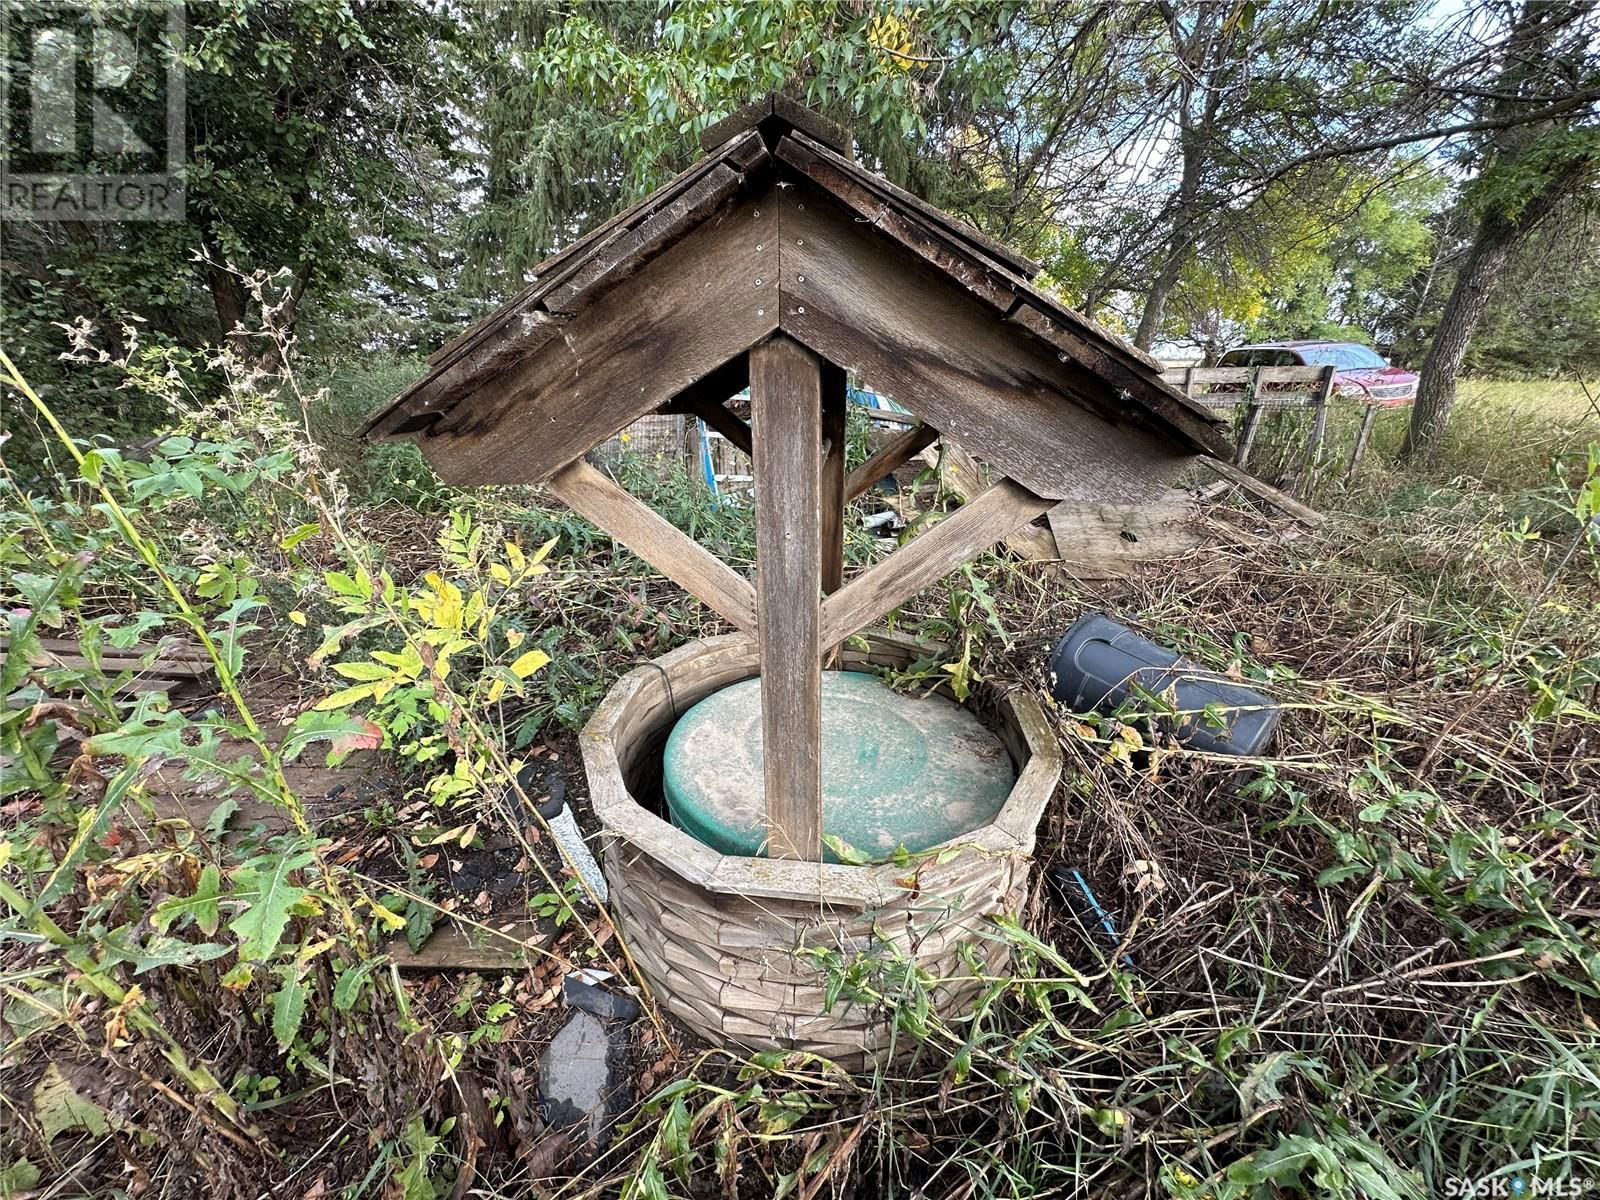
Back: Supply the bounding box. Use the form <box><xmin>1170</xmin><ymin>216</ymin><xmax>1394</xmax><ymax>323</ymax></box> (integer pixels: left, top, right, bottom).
<box><xmin>457</xmin><ymin>0</ymin><xmax>1026</xmax><ymax>295</ymax></box>
<box><xmin>1402</xmin><ymin>1</ymin><xmax>1600</xmax><ymax>461</ymax></box>
<box><xmin>2</xmin><ymin>2</ymin><xmax>457</xmax><ymax>375</ymax></box>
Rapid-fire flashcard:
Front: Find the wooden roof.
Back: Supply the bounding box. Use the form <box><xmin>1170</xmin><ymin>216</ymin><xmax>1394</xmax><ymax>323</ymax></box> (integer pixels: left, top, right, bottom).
<box><xmin>361</xmin><ymin>94</ymin><xmax>1230</xmax><ymax>474</ymax></box>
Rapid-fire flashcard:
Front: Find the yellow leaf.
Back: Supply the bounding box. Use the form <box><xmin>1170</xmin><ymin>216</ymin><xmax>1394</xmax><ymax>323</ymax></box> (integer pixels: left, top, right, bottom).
<box><xmin>365</xmin><ymin>898</ymin><xmax>404</xmax><ymax>931</ymax></box>
<box><xmin>486</xmin><ymin>677</ymin><xmax>507</xmax><ymax>703</ymax></box>
<box><xmin>527</xmin><ymin>536</ymin><xmax>558</xmax><ymax>569</ymax></box>
<box><xmin>489</xmin><ymin>562</ymin><xmax>512</xmax><ymax>585</ymax></box>
<box><xmin>505</xmin><ymin>541</ymin><xmax>525</xmax><ymax>573</ymax></box>
<box><xmin>510</xmin><ymin>649</ymin><xmax>550</xmax><ymax>679</ymax></box>
<box><xmin>505</xmin><ymin>629</ymin><xmax>524</xmax><ymax>649</ymax></box>
<box><xmin>288</xmin><ymin>610</ymin><xmax>307</xmax><ymax>627</ymax></box>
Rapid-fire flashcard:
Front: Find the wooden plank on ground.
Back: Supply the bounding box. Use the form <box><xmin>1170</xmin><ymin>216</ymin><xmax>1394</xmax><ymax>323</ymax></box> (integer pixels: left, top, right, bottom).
<box><xmin>844</xmin><ymin>422</ymin><xmax>939</xmax><ymax>502</ymax></box>
<box><xmin>1200</xmin><ymin>458</ymin><xmax>1328</xmax><ymax>527</ymax></box>
<box><xmin>546</xmin><ymin>458</ymin><xmax>758</xmax><ymax>633</ymax></box>
<box><xmin>1047</xmin><ymin>496</ymin><xmax>1202</xmax><ymax>578</ymax></box>
<box><xmin>750</xmin><ymin>335</ymin><xmax>824</xmax><ymax>861</ymax></box>
<box><xmin>388</xmin><ymin>919</ymin><xmax>556</xmax><ymax>971</ymax></box>
<box><xmin>820</xmin><ymin>478</ymin><xmax>1053</xmax><ymax>645</ymax></box>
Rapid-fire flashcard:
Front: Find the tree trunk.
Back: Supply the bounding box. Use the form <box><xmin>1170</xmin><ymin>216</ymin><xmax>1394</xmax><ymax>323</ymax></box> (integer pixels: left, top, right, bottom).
<box><xmin>1402</xmin><ymin>0</ymin><xmax>1598</xmax><ymax>461</ymax></box>
<box><xmin>1400</xmin><ymin>214</ymin><xmax>1516</xmax><ymax>462</ymax></box>
<box><xmin>1134</xmin><ymin>242</ymin><xmax>1188</xmax><ymax>350</ymax></box>
<box><xmin>1401</xmin><ymin>155</ymin><xmax>1593</xmax><ymax>461</ymax></box>
<box><xmin>206</xmin><ymin>259</ymin><xmax>250</xmax><ymax>360</ymax></box>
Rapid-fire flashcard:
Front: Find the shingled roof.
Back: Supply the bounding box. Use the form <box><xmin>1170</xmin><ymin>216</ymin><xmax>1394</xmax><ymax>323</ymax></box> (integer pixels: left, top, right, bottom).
<box><xmin>362</xmin><ymin>93</ymin><xmax>1230</xmax><ymax>486</ymax></box>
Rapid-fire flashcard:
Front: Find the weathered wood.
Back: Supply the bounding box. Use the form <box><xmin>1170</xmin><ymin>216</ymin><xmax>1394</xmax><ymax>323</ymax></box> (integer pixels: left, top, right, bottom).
<box><xmin>1298</xmin><ymin>365</ymin><xmax>1337</xmax><ymax>491</ymax></box>
<box><xmin>1008</xmin><ymin>304</ymin><xmax>1231</xmax><ymax>458</ymax></box>
<box><xmin>673</xmin><ymin>391</ymin><xmax>754</xmax><ymax>456</ymax></box>
<box><xmin>373</xmin><ymin>131</ymin><xmax>773</xmax><ymax>439</ymax></box>
<box><xmin>750</xmin><ymin>335</ymin><xmax>824</xmax><ymax>861</ymax></box>
<box><xmin>420</xmin><ymin>194</ymin><xmax>781</xmax><ymax>484</ymax></box>
<box><xmin>388</xmin><ymin>919</ymin><xmax>555</xmax><ymax>971</ymax></box>
<box><xmin>1345</xmin><ymin>402</ymin><xmax>1380</xmax><ymax>482</ymax></box>
<box><xmin>777</xmin><ymin>133</ymin><xmax>1019</xmax><ymax>312</ymax></box>
<box><xmin>1200</xmin><ymin>457</ymin><xmax>1328</xmax><ymax>527</ymax></box>
<box><xmin>544</xmin><ymin>165</ymin><xmax>746</xmax><ymax>315</ymax></box>
<box><xmin>929</xmin><ymin>438</ymin><xmax>1061</xmax><ymax>563</ymax></box>
<box><xmin>777</xmin><ymin>188</ymin><xmax>1193</xmax><ymax>503</ymax></box>
<box><xmin>701</xmin><ymin>91</ymin><xmax>854</xmax><ymax>159</ymax></box>
<box><xmin>844</xmin><ymin>422</ymin><xmax>939</xmax><ymax>502</ymax></box>
<box><xmin>1235</xmin><ymin>369</ymin><xmax>1265</xmax><ymax>466</ymax></box>
<box><xmin>4</xmin><ymin>636</ymin><xmax>213</xmax><ymax>676</ymax></box>
<box><xmin>546</xmin><ymin>457</ymin><xmax>758</xmax><ymax>632</ymax></box>
<box><xmin>421</xmin><ymin>131</ymin><xmax>767</xmax><ymax>370</ymax></box>
<box><xmin>820</xmin><ymin>478</ymin><xmax>1053</xmax><ymax>645</ymax></box>
<box><xmin>780</xmin><ymin>130</ymin><xmax>1039</xmax><ymax>280</ymax></box>
<box><xmin>820</xmin><ymin>362</ymin><xmax>849</xmax><ymax>596</ymax></box>
<box><xmin>1047</xmin><ymin>495</ymin><xmax>1202</xmax><ymax>578</ymax></box>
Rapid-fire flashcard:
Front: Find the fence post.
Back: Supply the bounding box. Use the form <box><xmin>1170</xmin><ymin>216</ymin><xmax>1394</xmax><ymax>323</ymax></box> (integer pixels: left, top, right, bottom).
<box><xmin>1296</xmin><ymin>365</ymin><xmax>1336</xmax><ymax>496</ymax></box>
<box><xmin>1344</xmin><ymin>402</ymin><xmax>1380</xmax><ymax>484</ymax></box>
<box><xmin>1234</xmin><ymin>368</ymin><xmax>1264</xmax><ymax>466</ymax></box>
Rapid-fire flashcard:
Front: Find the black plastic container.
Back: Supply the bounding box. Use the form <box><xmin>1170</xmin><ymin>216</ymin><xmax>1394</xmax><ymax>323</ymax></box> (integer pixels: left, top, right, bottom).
<box><xmin>1047</xmin><ymin>613</ymin><xmax>1280</xmax><ymax>756</ymax></box>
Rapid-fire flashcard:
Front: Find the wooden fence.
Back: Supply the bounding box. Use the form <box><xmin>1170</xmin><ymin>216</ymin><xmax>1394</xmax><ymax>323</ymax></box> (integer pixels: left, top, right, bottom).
<box><xmin>1162</xmin><ymin>363</ymin><xmax>1391</xmax><ymax>486</ymax></box>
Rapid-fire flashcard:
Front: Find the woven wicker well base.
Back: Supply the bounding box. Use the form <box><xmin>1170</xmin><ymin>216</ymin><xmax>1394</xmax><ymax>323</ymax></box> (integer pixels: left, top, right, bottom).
<box><xmin>579</xmin><ymin>631</ymin><xmax>1062</xmax><ymax>1069</ymax></box>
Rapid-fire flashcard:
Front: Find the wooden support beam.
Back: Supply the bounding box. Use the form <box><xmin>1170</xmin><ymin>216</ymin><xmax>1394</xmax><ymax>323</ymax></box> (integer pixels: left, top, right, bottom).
<box><xmin>820</xmin><ymin>363</ymin><xmax>848</xmax><ymax>595</ymax></box>
<box><xmin>749</xmin><ymin>335</ymin><xmax>824</xmax><ymax>861</ymax></box>
<box><xmin>675</xmin><ymin>391</ymin><xmax>753</xmax><ymax>456</ymax></box>
<box><xmin>844</xmin><ymin>422</ymin><xmax>940</xmax><ymax>503</ymax></box>
<box><xmin>1200</xmin><ymin>457</ymin><xmax>1327</xmax><ymax>527</ymax></box>
<box><xmin>664</xmin><ymin>354</ymin><xmax>754</xmax><ymax>456</ymax></box>
<box><xmin>546</xmin><ymin>458</ymin><xmax>758</xmax><ymax>632</ymax></box>
<box><xmin>819</xmin><ymin>478</ymin><xmax>1053</xmax><ymax>646</ymax></box>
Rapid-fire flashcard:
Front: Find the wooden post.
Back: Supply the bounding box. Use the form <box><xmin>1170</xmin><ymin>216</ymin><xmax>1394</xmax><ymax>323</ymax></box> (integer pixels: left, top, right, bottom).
<box><xmin>819</xmin><ymin>363</ymin><xmax>848</xmax><ymax>595</ymax></box>
<box><xmin>749</xmin><ymin>335</ymin><xmax>823</xmax><ymax>861</ymax></box>
<box><xmin>1234</xmin><ymin>368</ymin><xmax>1264</xmax><ymax>466</ymax></box>
<box><xmin>1298</xmin><ymin>365</ymin><xmax>1336</xmax><ymax>495</ymax></box>
<box><xmin>1345</xmin><ymin>401</ymin><xmax>1379</xmax><ymax>484</ymax></box>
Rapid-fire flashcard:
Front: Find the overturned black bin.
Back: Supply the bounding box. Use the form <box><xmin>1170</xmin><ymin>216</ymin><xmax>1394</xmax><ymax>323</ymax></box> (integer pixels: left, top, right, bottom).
<box><xmin>1048</xmin><ymin>613</ymin><xmax>1280</xmax><ymax>756</ymax></box>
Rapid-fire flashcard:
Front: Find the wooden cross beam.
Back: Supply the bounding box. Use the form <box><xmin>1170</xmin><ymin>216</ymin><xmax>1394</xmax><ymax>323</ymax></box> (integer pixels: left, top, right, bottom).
<box><xmin>545</xmin><ymin>458</ymin><xmax>759</xmax><ymax>632</ymax></box>
<box><xmin>819</xmin><ymin>478</ymin><xmax>1052</xmax><ymax>646</ymax></box>
<box><xmin>845</xmin><ymin>422</ymin><xmax>939</xmax><ymax>503</ymax></box>
<box><xmin>664</xmin><ymin>354</ymin><xmax>754</xmax><ymax>455</ymax></box>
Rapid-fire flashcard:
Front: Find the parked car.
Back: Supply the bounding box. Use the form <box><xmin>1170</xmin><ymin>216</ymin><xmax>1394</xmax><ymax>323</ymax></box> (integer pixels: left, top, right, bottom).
<box><xmin>1217</xmin><ymin>340</ymin><xmax>1418</xmax><ymax>407</ymax></box>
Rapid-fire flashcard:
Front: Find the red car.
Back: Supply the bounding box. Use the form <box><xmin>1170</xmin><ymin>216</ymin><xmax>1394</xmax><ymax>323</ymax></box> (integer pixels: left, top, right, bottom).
<box><xmin>1217</xmin><ymin>340</ymin><xmax>1418</xmax><ymax>407</ymax></box>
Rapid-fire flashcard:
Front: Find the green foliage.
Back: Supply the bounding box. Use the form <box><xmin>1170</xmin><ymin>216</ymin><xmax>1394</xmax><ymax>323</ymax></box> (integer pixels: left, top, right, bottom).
<box><xmin>311</xmin><ymin>513</ymin><xmax>556</xmax><ymax>803</ymax></box>
<box><xmin>461</xmin><ymin>0</ymin><xmax>1022</xmax><ymax>290</ymax></box>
